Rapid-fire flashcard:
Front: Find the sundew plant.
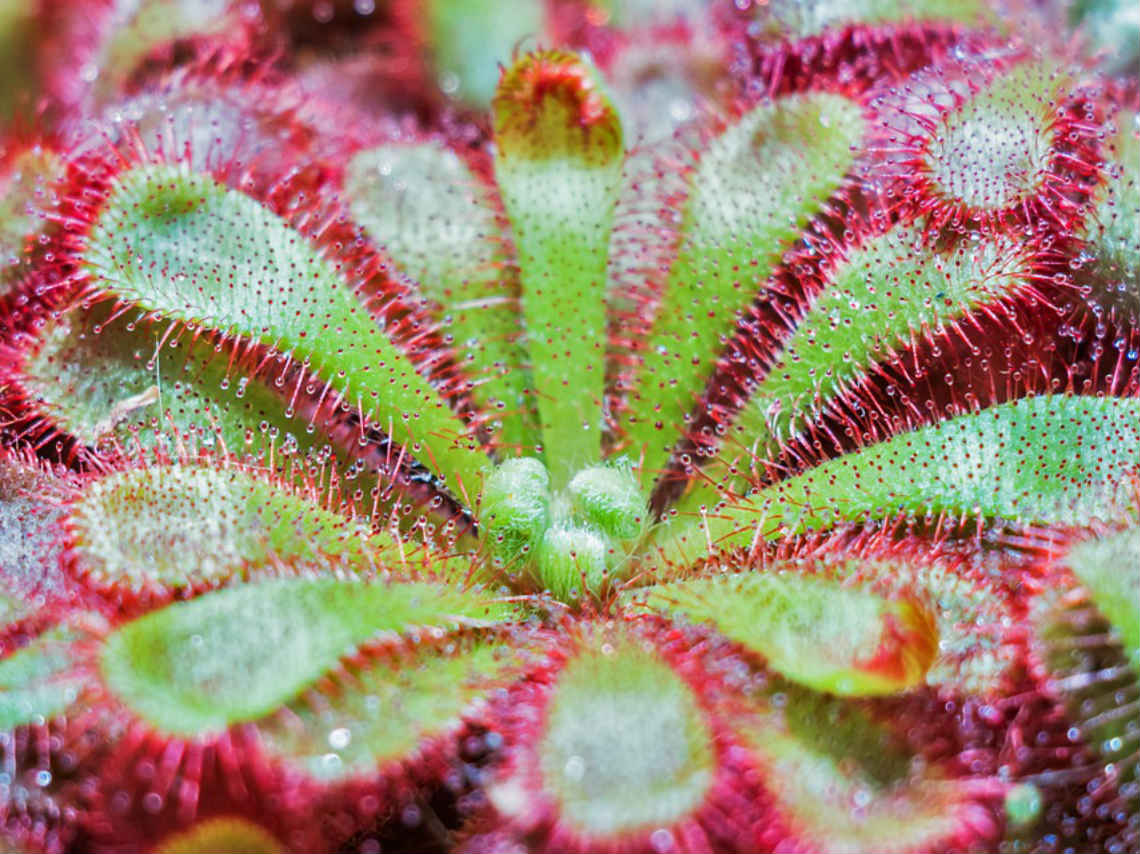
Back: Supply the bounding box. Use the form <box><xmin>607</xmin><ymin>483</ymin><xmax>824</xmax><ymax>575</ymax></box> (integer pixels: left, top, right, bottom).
<box><xmin>0</xmin><ymin>0</ymin><xmax>1137</xmax><ymax>852</ymax></box>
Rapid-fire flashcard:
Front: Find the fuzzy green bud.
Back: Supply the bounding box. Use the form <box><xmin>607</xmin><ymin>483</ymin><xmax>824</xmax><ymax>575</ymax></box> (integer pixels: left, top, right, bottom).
<box><xmin>537</xmin><ymin>524</ymin><xmax>608</xmax><ymax>600</ymax></box>
<box><xmin>480</xmin><ymin>458</ymin><xmax>551</xmax><ymax>567</ymax></box>
<box><xmin>567</xmin><ymin>464</ymin><xmax>644</xmax><ymax>541</ymax></box>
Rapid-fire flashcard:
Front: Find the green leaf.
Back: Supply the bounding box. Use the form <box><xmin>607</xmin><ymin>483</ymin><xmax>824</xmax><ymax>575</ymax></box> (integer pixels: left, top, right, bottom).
<box><xmin>622</xmin><ymin>92</ymin><xmax>866</xmax><ymax>479</ymax></box>
<box><xmin>0</xmin><ymin>628</ymin><xmax>86</xmax><ymax>729</ymax></box>
<box><xmin>923</xmin><ymin>61</ymin><xmax>1067</xmax><ymax>213</ymax></box>
<box><xmin>254</xmin><ymin>636</ymin><xmax>517</xmax><ymax>781</ymax></box>
<box><xmin>0</xmin><ymin>146</ymin><xmax>60</xmax><ymax>256</ymax></box>
<box><xmin>18</xmin><ymin>305</ymin><xmax>458</xmax><ymax>540</ymax></box>
<box><xmin>423</xmin><ymin>0</ymin><xmax>547</xmax><ymax>107</ymax></box>
<box><xmin>344</xmin><ymin>141</ymin><xmax>536</xmax><ymax>451</ymax></box>
<box><xmin>656</xmin><ymin>395</ymin><xmax>1140</xmax><ymax>564</ymax></box>
<box><xmin>66</xmin><ymin>461</ymin><xmax>399</xmax><ymax>593</ymax></box>
<box><xmin>685</xmin><ymin>223</ymin><xmax>1033</xmax><ymax>508</ymax></box>
<box><xmin>0</xmin><ymin>456</ymin><xmax>68</xmax><ymax>605</ymax></box>
<box><xmin>92</xmin><ymin>0</ymin><xmax>236</xmax><ymax>103</ymax></box>
<box><xmin>493</xmin><ymin>50</ymin><xmax>625</xmax><ymax>487</ymax></box>
<box><xmin>493</xmin><ymin>634</ymin><xmax>715</xmax><ymax>838</ymax></box>
<box><xmin>726</xmin><ymin>686</ymin><xmax>989</xmax><ymax>853</ymax></box>
<box><xmin>1078</xmin><ymin>109</ymin><xmax>1140</xmax><ymax>322</ymax></box>
<box><xmin>82</xmin><ymin>163</ymin><xmax>488</xmax><ymax>504</ymax></box>
<box><xmin>1029</xmin><ymin>571</ymin><xmax>1139</xmax><ymax>786</ymax></box>
<box><xmin>20</xmin><ymin>304</ymin><xmax>337</xmax><ymax>459</ymax></box>
<box><xmin>0</xmin><ymin>146</ymin><xmax>64</xmax><ymax>296</ymax></box>
<box><xmin>629</xmin><ymin>572</ymin><xmax>937</xmax><ymax>696</ymax></box>
<box><xmin>1064</xmin><ymin>524</ymin><xmax>1140</xmax><ymax>669</ymax></box>
<box><xmin>629</xmin><ymin>546</ymin><xmax>1021</xmax><ymax>696</ymax></box>
<box><xmin>100</xmin><ymin>577</ymin><xmax>517</xmax><ymax>735</ymax></box>
<box><xmin>825</xmin><ymin>553</ymin><xmax>1020</xmax><ymax>696</ymax></box>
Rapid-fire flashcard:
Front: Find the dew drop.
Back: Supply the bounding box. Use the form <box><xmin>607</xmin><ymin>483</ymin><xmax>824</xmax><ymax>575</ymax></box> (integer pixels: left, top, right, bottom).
<box><xmin>650</xmin><ymin>828</ymin><xmax>675</xmax><ymax>852</ymax></box>
<box><xmin>440</xmin><ymin>71</ymin><xmax>460</xmax><ymax>95</ymax></box>
<box><xmin>141</xmin><ymin>791</ymin><xmax>163</xmax><ymax>813</ymax></box>
<box><xmin>563</xmin><ymin>755</ymin><xmax>586</xmax><ymax>781</ymax></box>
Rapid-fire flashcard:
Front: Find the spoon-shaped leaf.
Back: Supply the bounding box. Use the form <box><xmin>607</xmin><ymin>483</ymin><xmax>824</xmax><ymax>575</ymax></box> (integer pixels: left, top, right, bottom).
<box><xmin>681</xmin><ymin>222</ymin><xmax>1035</xmax><ymax>510</ymax></box>
<box><xmin>656</xmin><ymin>395</ymin><xmax>1140</xmax><ymax>565</ymax></box>
<box><xmin>82</xmin><ymin>164</ymin><xmax>487</xmax><ymax>504</ymax></box>
<box><xmin>628</xmin><ymin>572</ymin><xmax>937</xmax><ymax>696</ymax></box>
<box><xmin>100</xmin><ymin>576</ymin><xmax>518</xmax><ymax>735</ymax></box>
<box><xmin>66</xmin><ymin>460</ymin><xmax>402</xmax><ymax>595</ymax></box>
<box><xmin>493</xmin><ymin>50</ymin><xmax>625</xmax><ymax>487</ymax></box>
<box><xmin>344</xmin><ymin>141</ymin><xmax>536</xmax><ymax>451</ymax></box>
<box><xmin>623</xmin><ymin>92</ymin><xmax>866</xmax><ymax>481</ymax></box>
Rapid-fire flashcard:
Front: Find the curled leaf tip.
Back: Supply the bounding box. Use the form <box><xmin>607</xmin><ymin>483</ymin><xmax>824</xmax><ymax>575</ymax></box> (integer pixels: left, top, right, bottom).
<box><xmin>494</xmin><ymin>49</ymin><xmax>623</xmax><ymax>161</ymax></box>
